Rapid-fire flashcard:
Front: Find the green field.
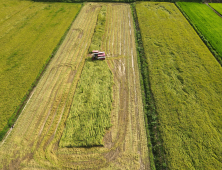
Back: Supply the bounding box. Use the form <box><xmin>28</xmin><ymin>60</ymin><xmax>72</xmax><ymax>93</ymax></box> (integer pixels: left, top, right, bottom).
<box><xmin>209</xmin><ymin>3</ymin><xmax>222</xmax><ymax>15</ymax></box>
<box><xmin>177</xmin><ymin>2</ymin><xmax>222</xmax><ymax>65</ymax></box>
<box><xmin>136</xmin><ymin>2</ymin><xmax>222</xmax><ymax>169</ymax></box>
<box><xmin>89</xmin><ymin>5</ymin><xmax>107</xmax><ymax>52</ymax></box>
<box><xmin>60</xmin><ymin>59</ymin><xmax>113</xmax><ymax>147</ymax></box>
<box><xmin>0</xmin><ymin>0</ymin><xmax>81</xmax><ymax>135</ymax></box>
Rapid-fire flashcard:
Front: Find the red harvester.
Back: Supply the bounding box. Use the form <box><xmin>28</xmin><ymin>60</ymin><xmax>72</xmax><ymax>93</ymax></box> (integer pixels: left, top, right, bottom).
<box><xmin>92</xmin><ymin>50</ymin><xmax>105</xmax><ymax>60</ymax></box>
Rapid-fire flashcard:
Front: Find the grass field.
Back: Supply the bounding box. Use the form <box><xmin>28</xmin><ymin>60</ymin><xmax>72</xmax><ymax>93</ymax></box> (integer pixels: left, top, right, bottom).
<box><xmin>209</xmin><ymin>3</ymin><xmax>222</xmax><ymax>15</ymax></box>
<box><xmin>60</xmin><ymin>59</ymin><xmax>113</xmax><ymax>147</ymax></box>
<box><xmin>177</xmin><ymin>2</ymin><xmax>222</xmax><ymax>65</ymax></box>
<box><xmin>0</xmin><ymin>0</ymin><xmax>81</xmax><ymax>136</ymax></box>
<box><xmin>0</xmin><ymin>3</ymin><xmax>149</xmax><ymax>169</ymax></box>
<box><xmin>136</xmin><ymin>2</ymin><xmax>222</xmax><ymax>169</ymax></box>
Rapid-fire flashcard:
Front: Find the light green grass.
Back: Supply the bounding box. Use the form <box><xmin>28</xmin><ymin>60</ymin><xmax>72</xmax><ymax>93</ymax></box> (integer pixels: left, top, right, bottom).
<box><xmin>0</xmin><ymin>0</ymin><xmax>81</xmax><ymax>133</ymax></box>
<box><xmin>60</xmin><ymin>59</ymin><xmax>113</xmax><ymax>147</ymax></box>
<box><xmin>89</xmin><ymin>6</ymin><xmax>107</xmax><ymax>52</ymax></box>
<box><xmin>136</xmin><ymin>2</ymin><xmax>222</xmax><ymax>169</ymax></box>
<box><xmin>177</xmin><ymin>2</ymin><xmax>222</xmax><ymax>64</ymax></box>
<box><xmin>209</xmin><ymin>3</ymin><xmax>222</xmax><ymax>15</ymax></box>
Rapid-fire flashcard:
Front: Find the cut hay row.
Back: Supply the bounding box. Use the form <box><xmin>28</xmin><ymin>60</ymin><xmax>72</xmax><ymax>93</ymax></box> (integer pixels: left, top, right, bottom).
<box><xmin>0</xmin><ymin>3</ymin><xmax>149</xmax><ymax>169</ymax></box>
<box><xmin>136</xmin><ymin>2</ymin><xmax>222</xmax><ymax>169</ymax></box>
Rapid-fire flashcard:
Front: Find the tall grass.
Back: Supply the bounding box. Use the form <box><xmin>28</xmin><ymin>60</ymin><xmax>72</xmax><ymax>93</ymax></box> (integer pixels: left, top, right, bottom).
<box><xmin>60</xmin><ymin>59</ymin><xmax>113</xmax><ymax>147</ymax></box>
<box><xmin>89</xmin><ymin>6</ymin><xmax>107</xmax><ymax>52</ymax></box>
<box><xmin>136</xmin><ymin>2</ymin><xmax>222</xmax><ymax>169</ymax></box>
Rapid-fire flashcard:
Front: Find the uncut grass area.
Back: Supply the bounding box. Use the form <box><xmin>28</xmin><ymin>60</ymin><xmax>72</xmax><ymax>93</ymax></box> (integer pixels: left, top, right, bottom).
<box><xmin>209</xmin><ymin>3</ymin><xmax>222</xmax><ymax>15</ymax></box>
<box><xmin>136</xmin><ymin>2</ymin><xmax>222</xmax><ymax>169</ymax></box>
<box><xmin>0</xmin><ymin>0</ymin><xmax>81</xmax><ymax>133</ymax></box>
<box><xmin>60</xmin><ymin>59</ymin><xmax>113</xmax><ymax>147</ymax></box>
<box><xmin>177</xmin><ymin>2</ymin><xmax>222</xmax><ymax>64</ymax></box>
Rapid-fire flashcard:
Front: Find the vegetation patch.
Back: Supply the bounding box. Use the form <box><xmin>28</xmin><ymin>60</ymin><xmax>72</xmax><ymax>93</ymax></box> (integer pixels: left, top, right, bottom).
<box><xmin>89</xmin><ymin>6</ymin><xmax>107</xmax><ymax>52</ymax></box>
<box><xmin>136</xmin><ymin>2</ymin><xmax>222</xmax><ymax>169</ymax></box>
<box><xmin>177</xmin><ymin>2</ymin><xmax>222</xmax><ymax>66</ymax></box>
<box><xmin>60</xmin><ymin>59</ymin><xmax>113</xmax><ymax>147</ymax></box>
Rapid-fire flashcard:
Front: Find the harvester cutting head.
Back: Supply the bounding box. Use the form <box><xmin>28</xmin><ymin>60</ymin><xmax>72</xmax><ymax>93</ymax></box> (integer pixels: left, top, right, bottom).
<box><xmin>92</xmin><ymin>50</ymin><xmax>105</xmax><ymax>60</ymax></box>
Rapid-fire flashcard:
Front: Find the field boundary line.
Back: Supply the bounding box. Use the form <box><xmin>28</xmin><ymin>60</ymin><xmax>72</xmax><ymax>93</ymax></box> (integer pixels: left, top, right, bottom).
<box><xmin>175</xmin><ymin>2</ymin><xmax>222</xmax><ymax>66</ymax></box>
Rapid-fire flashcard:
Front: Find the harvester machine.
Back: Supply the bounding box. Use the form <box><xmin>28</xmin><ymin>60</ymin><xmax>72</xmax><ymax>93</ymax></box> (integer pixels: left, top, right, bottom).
<box><xmin>92</xmin><ymin>50</ymin><xmax>106</xmax><ymax>60</ymax></box>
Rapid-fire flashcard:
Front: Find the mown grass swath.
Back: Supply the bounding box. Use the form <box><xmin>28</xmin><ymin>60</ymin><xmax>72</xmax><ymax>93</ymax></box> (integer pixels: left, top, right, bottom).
<box><xmin>60</xmin><ymin>59</ymin><xmax>113</xmax><ymax>147</ymax></box>
<box><xmin>209</xmin><ymin>3</ymin><xmax>222</xmax><ymax>15</ymax></box>
<box><xmin>176</xmin><ymin>2</ymin><xmax>222</xmax><ymax>66</ymax></box>
<box><xmin>89</xmin><ymin>6</ymin><xmax>107</xmax><ymax>52</ymax></box>
<box><xmin>0</xmin><ymin>0</ymin><xmax>82</xmax><ymax>140</ymax></box>
<box><xmin>136</xmin><ymin>2</ymin><xmax>222</xmax><ymax>169</ymax></box>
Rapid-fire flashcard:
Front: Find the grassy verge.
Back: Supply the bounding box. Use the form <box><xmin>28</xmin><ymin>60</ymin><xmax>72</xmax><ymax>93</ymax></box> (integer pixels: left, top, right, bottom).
<box><xmin>131</xmin><ymin>3</ymin><xmax>165</xmax><ymax>170</ymax></box>
<box><xmin>0</xmin><ymin>2</ymin><xmax>82</xmax><ymax>141</ymax></box>
<box><xmin>176</xmin><ymin>2</ymin><xmax>222</xmax><ymax>66</ymax></box>
<box><xmin>60</xmin><ymin>59</ymin><xmax>113</xmax><ymax>147</ymax></box>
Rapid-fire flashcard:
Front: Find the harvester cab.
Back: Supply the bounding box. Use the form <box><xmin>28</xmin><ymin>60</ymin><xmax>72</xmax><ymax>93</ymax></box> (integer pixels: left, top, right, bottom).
<box><xmin>92</xmin><ymin>50</ymin><xmax>105</xmax><ymax>60</ymax></box>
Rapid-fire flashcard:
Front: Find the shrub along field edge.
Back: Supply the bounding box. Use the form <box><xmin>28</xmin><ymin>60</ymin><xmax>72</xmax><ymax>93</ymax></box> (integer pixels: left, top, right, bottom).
<box><xmin>0</xmin><ymin>3</ymin><xmax>83</xmax><ymax>142</ymax></box>
<box><xmin>131</xmin><ymin>3</ymin><xmax>167</xmax><ymax>170</ymax></box>
<box><xmin>175</xmin><ymin>2</ymin><xmax>222</xmax><ymax>66</ymax></box>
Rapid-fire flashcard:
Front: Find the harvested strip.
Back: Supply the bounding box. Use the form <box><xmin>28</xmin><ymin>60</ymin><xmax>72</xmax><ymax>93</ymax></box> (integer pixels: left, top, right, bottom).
<box><xmin>136</xmin><ymin>2</ymin><xmax>222</xmax><ymax>169</ymax></box>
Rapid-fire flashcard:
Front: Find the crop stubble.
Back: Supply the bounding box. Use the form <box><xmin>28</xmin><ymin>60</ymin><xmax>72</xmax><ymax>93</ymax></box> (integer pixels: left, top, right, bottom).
<box><xmin>0</xmin><ymin>3</ymin><xmax>149</xmax><ymax>170</ymax></box>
